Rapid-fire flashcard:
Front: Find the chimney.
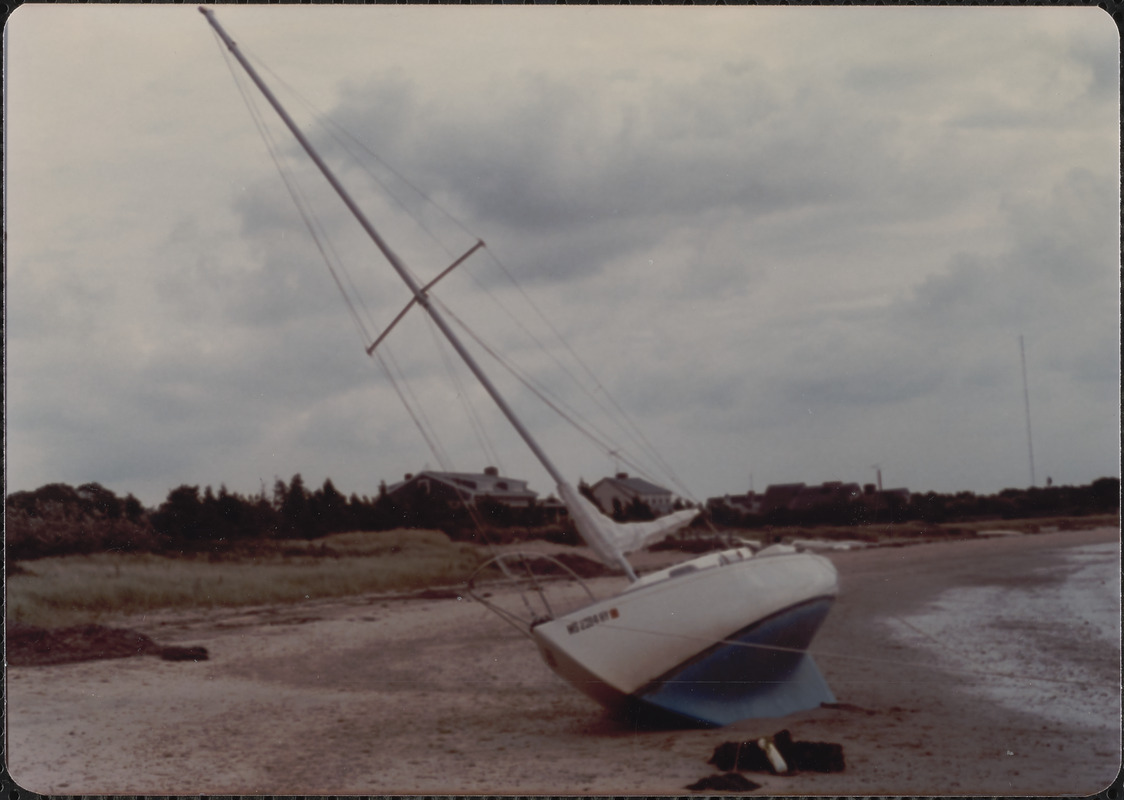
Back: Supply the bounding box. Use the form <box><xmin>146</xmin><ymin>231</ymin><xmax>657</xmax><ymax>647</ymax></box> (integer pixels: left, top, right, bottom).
<box><xmin>484</xmin><ymin>466</ymin><xmax>499</xmax><ymax>476</ymax></box>
<box><xmin>616</xmin><ymin>472</ymin><xmax>628</xmax><ymax>480</ymax></box>
<box><xmin>405</xmin><ymin>473</ymin><xmax>413</xmax><ymax>481</ymax></box>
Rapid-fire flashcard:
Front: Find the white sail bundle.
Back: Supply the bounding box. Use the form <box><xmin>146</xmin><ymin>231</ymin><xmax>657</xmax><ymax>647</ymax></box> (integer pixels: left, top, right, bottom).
<box><xmin>557</xmin><ymin>482</ymin><xmax>699</xmax><ymax>573</ymax></box>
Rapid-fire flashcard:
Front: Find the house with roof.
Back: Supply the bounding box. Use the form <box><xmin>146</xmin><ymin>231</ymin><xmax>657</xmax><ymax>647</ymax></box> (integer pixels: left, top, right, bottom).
<box><xmin>589</xmin><ymin>472</ymin><xmax>676</xmax><ymax>517</ymax></box>
<box><xmin>386</xmin><ymin>466</ymin><xmax>539</xmax><ymax>510</ymax></box>
<box><xmin>788</xmin><ymin>481</ymin><xmax>864</xmax><ymax>511</ymax></box>
<box><xmin>861</xmin><ymin>484</ymin><xmax>912</xmax><ymax>510</ymax></box>
<box><xmin>761</xmin><ymin>482</ymin><xmax>807</xmax><ymax>513</ymax></box>
<box><xmin>707</xmin><ymin>491</ymin><xmax>765</xmax><ymax>516</ymax></box>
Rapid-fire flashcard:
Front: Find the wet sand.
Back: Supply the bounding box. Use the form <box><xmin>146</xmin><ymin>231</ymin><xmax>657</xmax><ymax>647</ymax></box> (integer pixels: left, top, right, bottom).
<box><xmin>6</xmin><ymin>526</ymin><xmax>1120</xmax><ymax>795</ymax></box>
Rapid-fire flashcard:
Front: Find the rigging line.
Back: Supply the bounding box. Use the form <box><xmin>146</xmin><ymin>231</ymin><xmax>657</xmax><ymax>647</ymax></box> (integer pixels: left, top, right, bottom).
<box><xmin>372</xmin><ymin>320</ymin><xmax>508</xmax><ymax>556</ymax></box>
<box><xmin>265</xmin><ymin>129</ymin><xmax>389</xmax><ymax>349</ymax></box>
<box><xmin>461</xmin><ymin>251</ymin><xmax>663</xmax><ymax>476</ymax></box>
<box><xmin>229</xmin><ymin>36</ymin><xmax>688</xmax><ymax>502</ymax></box>
<box><xmin>244</xmin><ymin>42</ymin><xmax>690</xmax><ymax>496</ymax></box>
<box><xmin>246</xmin><ymin>44</ymin><xmax>673</xmax><ymax>488</ymax></box>
<box><xmin>233</xmin><ymin>49</ymin><xmax>515</xmax><ymax>555</ymax></box>
<box><xmin>217</xmin><ymin>33</ymin><xmax>380</xmax><ymax>350</ymax></box>
<box><xmin>373</xmin><ymin>348</ymin><xmax>510</xmax><ymax>561</ymax></box>
<box><xmin>407</xmin><ymin>252</ymin><xmax>677</xmax><ymax>493</ymax></box>
<box><xmin>373</xmin><ymin>342</ymin><xmax>507</xmax><ymax>564</ymax></box>
<box><xmin>376</xmin><ymin>346</ymin><xmax>455</xmax><ymax>473</ymax></box>
<box><xmin>375</xmin><ymin>356</ymin><xmax>442</xmax><ymax>462</ymax></box>
<box><xmin>365</xmin><ymin>316</ymin><xmax>452</xmax><ymax>470</ymax></box>
<box><xmin>602</xmin><ymin>622</ymin><xmax>1113</xmax><ymax>690</ymax></box>
<box><xmin>421</xmin><ymin>310</ymin><xmax>503</xmax><ymax>472</ymax></box>
<box><xmin>240</xmin><ymin>42</ymin><xmax>685</xmax><ymax>498</ymax></box>
<box><xmin>279</xmin><ymin>161</ymin><xmax>374</xmax><ymax>347</ymax></box>
<box><xmin>249</xmin><ymin>53</ymin><xmax>470</xmax><ymax>265</ymax></box>
<box><xmin>482</xmin><ymin>250</ymin><xmax>683</xmax><ymax>479</ymax></box>
<box><xmin>434</xmin><ymin>296</ymin><xmax>682</xmax><ymax>498</ymax></box>
<box><xmin>219</xmin><ymin>30</ymin><xmax>446</xmax><ymax>473</ymax></box>
<box><xmin>431</xmin><ymin>229</ymin><xmax>694</xmax><ymax>502</ymax></box>
<box><xmin>443</xmin><ymin>307</ymin><xmax>682</xmax><ymax>499</ymax></box>
<box><xmin>237</xmin><ymin>47</ymin><xmax>436</xmax><ymax>329</ymax></box>
<box><xmin>415</xmin><ymin>219</ymin><xmax>689</xmax><ymax>499</ymax></box>
<box><xmin>430</xmin><ymin>295</ymin><xmax>629</xmax><ymax>461</ymax></box>
<box><xmin>434</xmin><ymin>299</ymin><xmax>628</xmax><ymax>465</ymax></box>
<box><xmin>222</xmin><ymin>38</ymin><xmax>452</xmax><ymax>472</ymax></box>
<box><xmin>215</xmin><ymin>28</ymin><xmax>522</xmax><ymax>566</ymax></box>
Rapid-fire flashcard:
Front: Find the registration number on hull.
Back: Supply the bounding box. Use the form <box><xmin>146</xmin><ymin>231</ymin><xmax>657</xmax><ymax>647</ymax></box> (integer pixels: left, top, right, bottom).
<box><xmin>566</xmin><ymin>607</ymin><xmax>619</xmax><ymax>634</ymax></box>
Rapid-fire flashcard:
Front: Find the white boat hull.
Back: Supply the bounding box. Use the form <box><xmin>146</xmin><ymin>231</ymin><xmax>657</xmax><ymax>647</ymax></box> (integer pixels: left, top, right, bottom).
<box><xmin>531</xmin><ymin>546</ymin><xmax>838</xmax><ymax>727</ymax></box>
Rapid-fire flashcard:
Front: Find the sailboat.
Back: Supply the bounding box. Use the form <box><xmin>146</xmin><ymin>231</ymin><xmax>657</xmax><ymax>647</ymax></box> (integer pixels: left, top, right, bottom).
<box><xmin>200</xmin><ymin>8</ymin><xmax>839</xmax><ymax>728</ymax></box>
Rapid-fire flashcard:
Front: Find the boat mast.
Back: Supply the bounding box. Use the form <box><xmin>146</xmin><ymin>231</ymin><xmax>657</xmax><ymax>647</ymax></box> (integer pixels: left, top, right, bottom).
<box><xmin>200</xmin><ymin>8</ymin><xmax>638</xmax><ymax>580</ymax></box>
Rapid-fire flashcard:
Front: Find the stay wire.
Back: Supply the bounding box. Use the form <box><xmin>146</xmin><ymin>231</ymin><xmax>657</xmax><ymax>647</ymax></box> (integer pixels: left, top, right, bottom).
<box><xmin>217</xmin><ymin>30</ymin><xmax>457</xmax><ymax>480</ymax></box>
<box><xmin>422</xmin><ymin>312</ymin><xmax>504</xmax><ymax>472</ymax></box>
<box><xmin>434</xmin><ymin>299</ymin><xmax>623</xmax><ymax>464</ymax></box>
<box><xmin>217</xmin><ymin>30</ymin><xmax>526</xmax><ymax>572</ymax></box>
<box><xmin>369</xmin><ymin>348</ymin><xmax>452</xmax><ymax>474</ymax></box>
<box><xmin>221</xmin><ymin>34</ymin><xmax>695</xmax><ymax>565</ymax></box>
<box><xmin>237</xmin><ymin>46</ymin><xmax>506</xmax><ymax>484</ymax></box>
<box><xmin>250</xmin><ymin>53</ymin><xmax>470</xmax><ymax>266</ymax></box>
<box><xmin>434</xmin><ymin>297</ymin><xmax>677</xmax><ymax>494</ymax></box>
<box><xmin>484</xmin><ymin>248</ymin><xmax>697</xmax><ymax>502</ymax></box>
<box><xmin>215</xmin><ymin>30</ymin><xmax>380</xmax><ymax>350</ymax></box>
<box><xmin>252</xmin><ymin>44</ymin><xmax>697</xmax><ymax>509</ymax></box>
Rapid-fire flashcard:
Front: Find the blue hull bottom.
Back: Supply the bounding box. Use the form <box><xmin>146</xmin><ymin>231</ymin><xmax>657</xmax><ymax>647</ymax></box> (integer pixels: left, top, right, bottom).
<box><xmin>622</xmin><ymin>596</ymin><xmax>836</xmax><ymax>728</ymax></box>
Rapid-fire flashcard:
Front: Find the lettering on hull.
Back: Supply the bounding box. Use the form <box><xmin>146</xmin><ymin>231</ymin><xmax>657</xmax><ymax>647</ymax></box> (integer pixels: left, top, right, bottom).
<box><xmin>567</xmin><ymin>607</ymin><xmax>619</xmax><ymax>634</ymax></box>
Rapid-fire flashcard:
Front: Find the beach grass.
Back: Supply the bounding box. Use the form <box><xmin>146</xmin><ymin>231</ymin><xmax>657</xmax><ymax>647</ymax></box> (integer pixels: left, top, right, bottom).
<box><xmin>9</xmin><ymin>516</ymin><xmax>1115</xmax><ymax>629</ymax></box>
<box><xmin>7</xmin><ymin>529</ymin><xmax>485</xmax><ymax>629</ymax></box>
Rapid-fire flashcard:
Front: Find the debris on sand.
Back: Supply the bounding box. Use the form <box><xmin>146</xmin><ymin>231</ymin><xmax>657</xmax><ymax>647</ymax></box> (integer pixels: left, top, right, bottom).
<box><xmin>709</xmin><ymin>729</ymin><xmax>845</xmax><ymax>774</ymax></box>
<box><xmin>686</xmin><ymin>772</ymin><xmax>761</xmax><ymax>792</ymax></box>
<box><xmin>411</xmin><ymin>587</ymin><xmax>464</xmax><ymax>600</ymax></box>
<box><xmin>7</xmin><ymin>622</ymin><xmax>209</xmax><ymax>667</ymax></box>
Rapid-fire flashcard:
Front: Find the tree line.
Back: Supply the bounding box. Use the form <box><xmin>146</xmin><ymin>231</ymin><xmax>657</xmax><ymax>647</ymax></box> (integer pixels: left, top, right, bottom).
<box><xmin>5</xmin><ymin>474</ymin><xmax>579</xmax><ymax>561</ymax></box>
<box><xmin>5</xmin><ymin>475</ymin><xmax>1118</xmax><ymax>561</ymax></box>
<box><xmin>707</xmin><ymin>477</ymin><xmax>1120</xmax><ymax>529</ymax></box>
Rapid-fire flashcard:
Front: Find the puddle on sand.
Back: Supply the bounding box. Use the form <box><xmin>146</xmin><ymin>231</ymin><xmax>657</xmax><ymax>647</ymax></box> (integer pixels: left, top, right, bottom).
<box><xmin>884</xmin><ymin>541</ymin><xmax>1120</xmax><ymax>733</ymax></box>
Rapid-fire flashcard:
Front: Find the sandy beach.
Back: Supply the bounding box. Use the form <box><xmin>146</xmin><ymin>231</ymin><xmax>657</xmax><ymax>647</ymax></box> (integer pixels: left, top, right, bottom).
<box><xmin>6</xmin><ymin>526</ymin><xmax>1120</xmax><ymax>795</ymax></box>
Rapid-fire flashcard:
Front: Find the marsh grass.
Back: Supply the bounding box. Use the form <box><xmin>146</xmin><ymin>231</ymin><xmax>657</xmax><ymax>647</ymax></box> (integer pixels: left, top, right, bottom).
<box><xmin>7</xmin><ymin>529</ymin><xmax>485</xmax><ymax>629</ymax></box>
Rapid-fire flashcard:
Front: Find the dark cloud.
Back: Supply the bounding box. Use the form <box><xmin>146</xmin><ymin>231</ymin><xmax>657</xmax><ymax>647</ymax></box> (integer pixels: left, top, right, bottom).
<box><xmin>313</xmin><ymin>61</ymin><xmax>857</xmax><ymax>267</ymax></box>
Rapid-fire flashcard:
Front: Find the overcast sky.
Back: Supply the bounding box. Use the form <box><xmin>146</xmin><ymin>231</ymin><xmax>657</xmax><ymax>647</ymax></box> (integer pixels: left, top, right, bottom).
<box><xmin>5</xmin><ymin>5</ymin><xmax>1119</xmax><ymax>508</ymax></box>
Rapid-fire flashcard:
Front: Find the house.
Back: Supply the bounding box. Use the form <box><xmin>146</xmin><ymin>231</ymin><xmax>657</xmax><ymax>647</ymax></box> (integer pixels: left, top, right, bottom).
<box><xmin>707</xmin><ymin>480</ymin><xmax>907</xmax><ymax>519</ymax></box>
<box><xmin>762</xmin><ymin>483</ymin><xmax>807</xmax><ymax>513</ymax></box>
<box><xmin>730</xmin><ymin>481</ymin><xmax>864</xmax><ymax>514</ymax></box>
<box><xmin>589</xmin><ymin>473</ymin><xmax>676</xmax><ymax>516</ymax></box>
<box><xmin>386</xmin><ymin>466</ymin><xmax>538</xmax><ymax>510</ymax></box>
<box><xmin>532</xmin><ymin>494</ymin><xmax>569</xmax><ymax>522</ymax></box>
<box><xmin>707</xmin><ymin>491</ymin><xmax>765</xmax><ymax>516</ymax></box>
<box><xmin>788</xmin><ymin>481</ymin><xmax>863</xmax><ymax>511</ymax></box>
<box><xmin>862</xmin><ymin>484</ymin><xmax>912</xmax><ymax>509</ymax></box>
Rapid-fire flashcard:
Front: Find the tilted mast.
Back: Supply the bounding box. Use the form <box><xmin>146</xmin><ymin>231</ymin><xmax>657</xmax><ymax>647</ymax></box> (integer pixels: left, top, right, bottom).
<box><xmin>199</xmin><ymin>7</ymin><xmax>642</xmax><ymax>580</ymax></box>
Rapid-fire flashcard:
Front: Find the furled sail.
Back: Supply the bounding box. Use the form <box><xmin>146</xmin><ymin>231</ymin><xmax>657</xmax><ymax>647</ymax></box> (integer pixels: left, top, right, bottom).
<box><xmin>558</xmin><ymin>482</ymin><xmax>699</xmax><ymax>574</ymax></box>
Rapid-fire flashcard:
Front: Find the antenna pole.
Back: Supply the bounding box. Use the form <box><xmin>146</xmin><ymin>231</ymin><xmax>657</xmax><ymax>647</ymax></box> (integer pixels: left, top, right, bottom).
<box><xmin>1019</xmin><ymin>334</ymin><xmax>1036</xmax><ymax>487</ymax></box>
